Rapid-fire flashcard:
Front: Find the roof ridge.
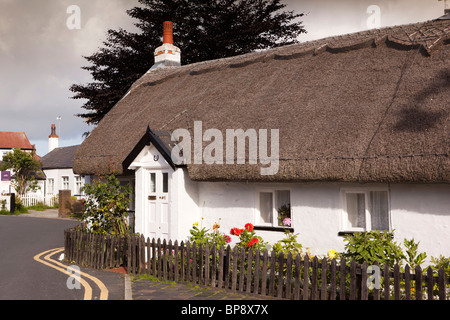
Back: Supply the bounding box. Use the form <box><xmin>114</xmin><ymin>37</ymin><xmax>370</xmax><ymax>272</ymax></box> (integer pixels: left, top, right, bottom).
<box><xmin>125</xmin><ymin>19</ymin><xmax>450</xmax><ymax>94</ymax></box>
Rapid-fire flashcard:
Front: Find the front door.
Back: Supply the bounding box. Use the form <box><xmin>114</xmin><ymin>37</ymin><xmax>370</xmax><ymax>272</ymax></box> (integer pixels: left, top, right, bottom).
<box><xmin>146</xmin><ymin>171</ymin><xmax>169</xmax><ymax>240</ymax></box>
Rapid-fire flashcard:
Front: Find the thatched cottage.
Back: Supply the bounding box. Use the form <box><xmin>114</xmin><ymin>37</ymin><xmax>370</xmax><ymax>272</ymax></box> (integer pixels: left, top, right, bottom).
<box><xmin>74</xmin><ymin>18</ymin><xmax>449</xmax><ymax>257</ymax></box>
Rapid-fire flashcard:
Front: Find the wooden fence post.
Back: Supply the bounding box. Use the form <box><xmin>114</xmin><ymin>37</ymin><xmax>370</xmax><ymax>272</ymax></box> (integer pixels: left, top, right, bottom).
<box><xmin>415</xmin><ymin>265</ymin><xmax>422</xmax><ymax>300</ymax></box>
<box><xmin>285</xmin><ymin>253</ymin><xmax>293</xmax><ymax>300</ymax></box>
<box><xmin>303</xmin><ymin>254</ymin><xmax>310</xmax><ymax>300</ymax></box>
<box><xmin>294</xmin><ymin>254</ymin><xmax>301</xmax><ymax>300</ymax></box>
<box><xmin>231</xmin><ymin>246</ymin><xmax>239</xmax><ymax>292</ymax></box>
<box><xmin>217</xmin><ymin>245</ymin><xmax>224</xmax><ymax>289</ymax></box>
<box><xmin>253</xmin><ymin>249</ymin><xmax>261</xmax><ymax>297</ymax></box>
<box><xmin>438</xmin><ymin>267</ymin><xmax>446</xmax><ymax>300</ymax></box>
<box><xmin>383</xmin><ymin>263</ymin><xmax>390</xmax><ymax>300</ymax></box>
<box><xmin>239</xmin><ymin>248</ymin><xmax>246</xmax><ymax>292</ymax></box>
<box><xmin>321</xmin><ymin>258</ymin><xmax>328</xmax><ymax>300</ymax></box>
<box><xmin>276</xmin><ymin>252</ymin><xmax>284</xmax><ymax>299</ymax></box>
<box><xmin>329</xmin><ymin>258</ymin><xmax>337</xmax><ymax>300</ymax></box>
<box><xmin>394</xmin><ymin>264</ymin><xmax>401</xmax><ymax>300</ymax></box>
<box><xmin>361</xmin><ymin>261</ymin><xmax>368</xmax><ymax>300</ymax></box>
<box><xmin>210</xmin><ymin>245</ymin><xmax>216</xmax><ymax>288</ymax></box>
<box><xmin>427</xmin><ymin>267</ymin><xmax>434</xmax><ymax>300</ymax></box>
<box><xmin>246</xmin><ymin>248</ymin><xmax>253</xmax><ymax>295</ymax></box>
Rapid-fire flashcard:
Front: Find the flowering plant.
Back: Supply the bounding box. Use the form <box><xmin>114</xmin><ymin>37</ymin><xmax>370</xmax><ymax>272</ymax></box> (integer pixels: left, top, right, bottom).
<box><xmin>273</xmin><ymin>217</ymin><xmax>303</xmax><ymax>256</ymax></box>
<box><xmin>188</xmin><ymin>219</ymin><xmax>231</xmax><ymax>250</ymax></box>
<box><xmin>230</xmin><ymin>223</ymin><xmax>267</xmax><ymax>251</ymax></box>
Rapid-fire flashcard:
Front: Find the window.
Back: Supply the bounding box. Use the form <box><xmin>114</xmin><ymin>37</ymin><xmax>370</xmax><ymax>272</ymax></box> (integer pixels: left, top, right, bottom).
<box><xmin>150</xmin><ymin>173</ymin><xmax>156</xmax><ymax>193</ymax></box>
<box><xmin>257</xmin><ymin>189</ymin><xmax>291</xmax><ymax>227</ymax></box>
<box><xmin>48</xmin><ymin>178</ymin><xmax>54</xmax><ymax>194</ymax></box>
<box><xmin>62</xmin><ymin>176</ymin><xmax>69</xmax><ymax>190</ymax></box>
<box><xmin>75</xmin><ymin>176</ymin><xmax>83</xmax><ymax>195</ymax></box>
<box><xmin>162</xmin><ymin>172</ymin><xmax>168</xmax><ymax>193</ymax></box>
<box><xmin>342</xmin><ymin>189</ymin><xmax>390</xmax><ymax>232</ymax></box>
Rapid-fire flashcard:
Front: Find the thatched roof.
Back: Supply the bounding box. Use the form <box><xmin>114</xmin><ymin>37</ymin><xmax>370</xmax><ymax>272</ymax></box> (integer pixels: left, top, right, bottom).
<box><xmin>74</xmin><ymin>19</ymin><xmax>450</xmax><ymax>183</ymax></box>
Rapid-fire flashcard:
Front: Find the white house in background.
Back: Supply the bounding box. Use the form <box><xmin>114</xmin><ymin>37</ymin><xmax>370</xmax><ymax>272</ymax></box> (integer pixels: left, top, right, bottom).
<box><xmin>0</xmin><ymin>131</ymin><xmax>44</xmax><ymax>196</ymax></box>
<box><xmin>40</xmin><ymin>124</ymin><xmax>91</xmax><ymax>201</ymax></box>
<box><xmin>74</xmin><ymin>19</ymin><xmax>450</xmax><ymax>259</ymax></box>
<box><xmin>41</xmin><ymin>144</ymin><xmax>90</xmax><ymax>200</ymax></box>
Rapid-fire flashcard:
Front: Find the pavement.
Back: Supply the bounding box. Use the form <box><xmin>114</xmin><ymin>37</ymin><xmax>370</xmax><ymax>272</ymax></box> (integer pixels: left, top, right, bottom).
<box><xmin>21</xmin><ymin>208</ymin><xmax>66</xmax><ymax>219</ymax></box>
<box><xmin>128</xmin><ymin>275</ymin><xmax>278</xmax><ymax>300</ymax></box>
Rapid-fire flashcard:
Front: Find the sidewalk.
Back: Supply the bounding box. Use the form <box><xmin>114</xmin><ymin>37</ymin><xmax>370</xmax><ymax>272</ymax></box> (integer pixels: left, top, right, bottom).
<box><xmin>129</xmin><ymin>275</ymin><xmax>280</xmax><ymax>300</ymax></box>
<box><xmin>23</xmin><ymin>208</ymin><xmax>59</xmax><ymax>218</ymax></box>
<box><xmin>20</xmin><ymin>208</ymin><xmax>77</xmax><ymax>220</ymax></box>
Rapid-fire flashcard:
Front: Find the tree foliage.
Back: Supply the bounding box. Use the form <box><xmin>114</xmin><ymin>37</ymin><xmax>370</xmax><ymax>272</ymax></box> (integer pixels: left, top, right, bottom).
<box><xmin>70</xmin><ymin>0</ymin><xmax>306</xmax><ymax>125</ymax></box>
<box><xmin>0</xmin><ymin>148</ymin><xmax>41</xmax><ymax>196</ymax></box>
<box><xmin>81</xmin><ymin>174</ymin><xmax>132</xmax><ymax>235</ymax></box>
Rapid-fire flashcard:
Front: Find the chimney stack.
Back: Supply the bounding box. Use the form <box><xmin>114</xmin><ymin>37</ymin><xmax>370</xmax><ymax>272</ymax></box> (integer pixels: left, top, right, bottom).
<box><xmin>163</xmin><ymin>21</ymin><xmax>174</xmax><ymax>44</ymax></box>
<box><xmin>150</xmin><ymin>21</ymin><xmax>181</xmax><ymax>70</ymax></box>
<box><xmin>48</xmin><ymin>123</ymin><xmax>59</xmax><ymax>153</ymax></box>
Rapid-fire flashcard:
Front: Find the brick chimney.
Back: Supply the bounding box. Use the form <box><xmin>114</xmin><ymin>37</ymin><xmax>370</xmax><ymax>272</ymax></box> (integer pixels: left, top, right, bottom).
<box><xmin>48</xmin><ymin>124</ymin><xmax>59</xmax><ymax>153</ymax></box>
<box><xmin>150</xmin><ymin>21</ymin><xmax>181</xmax><ymax>70</ymax></box>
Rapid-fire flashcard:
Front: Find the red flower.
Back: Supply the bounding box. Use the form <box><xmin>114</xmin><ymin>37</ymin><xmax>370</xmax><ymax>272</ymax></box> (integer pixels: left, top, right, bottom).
<box><xmin>223</xmin><ymin>235</ymin><xmax>231</xmax><ymax>243</ymax></box>
<box><xmin>230</xmin><ymin>227</ymin><xmax>243</xmax><ymax>236</ymax></box>
<box><xmin>244</xmin><ymin>223</ymin><xmax>254</xmax><ymax>232</ymax></box>
<box><xmin>247</xmin><ymin>238</ymin><xmax>259</xmax><ymax>247</ymax></box>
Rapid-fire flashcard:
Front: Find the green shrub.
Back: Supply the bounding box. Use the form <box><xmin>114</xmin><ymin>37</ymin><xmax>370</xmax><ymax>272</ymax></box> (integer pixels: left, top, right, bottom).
<box><xmin>81</xmin><ymin>173</ymin><xmax>132</xmax><ymax>235</ymax></box>
<box><xmin>341</xmin><ymin>230</ymin><xmax>404</xmax><ymax>267</ymax></box>
<box><xmin>188</xmin><ymin>219</ymin><xmax>231</xmax><ymax>250</ymax></box>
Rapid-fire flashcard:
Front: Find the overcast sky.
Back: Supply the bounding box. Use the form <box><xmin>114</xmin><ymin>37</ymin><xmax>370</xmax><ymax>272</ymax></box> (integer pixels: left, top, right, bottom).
<box><xmin>0</xmin><ymin>0</ymin><xmax>445</xmax><ymax>156</ymax></box>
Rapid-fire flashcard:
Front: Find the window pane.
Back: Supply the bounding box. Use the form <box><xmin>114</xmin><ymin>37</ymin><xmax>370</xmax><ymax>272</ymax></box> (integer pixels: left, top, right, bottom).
<box><xmin>275</xmin><ymin>190</ymin><xmax>291</xmax><ymax>226</ymax></box>
<box><xmin>259</xmin><ymin>192</ymin><xmax>273</xmax><ymax>225</ymax></box>
<box><xmin>162</xmin><ymin>173</ymin><xmax>168</xmax><ymax>193</ymax></box>
<box><xmin>370</xmin><ymin>191</ymin><xmax>389</xmax><ymax>230</ymax></box>
<box><xmin>346</xmin><ymin>193</ymin><xmax>365</xmax><ymax>229</ymax></box>
<box><xmin>150</xmin><ymin>173</ymin><xmax>156</xmax><ymax>193</ymax></box>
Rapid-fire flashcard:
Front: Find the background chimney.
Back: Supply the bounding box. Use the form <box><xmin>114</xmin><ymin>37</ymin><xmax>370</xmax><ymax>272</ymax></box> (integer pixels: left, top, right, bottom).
<box><xmin>150</xmin><ymin>21</ymin><xmax>181</xmax><ymax>70</ymax></box>
<box><xmin>163</xmin><ymin>21</ymin><xmax>173</xmax><ymax>44</ymax></box>
<box><xmin>48</xmin><ymin>124</ymin><xmax>59</xmax><ymax>153</ymax></box>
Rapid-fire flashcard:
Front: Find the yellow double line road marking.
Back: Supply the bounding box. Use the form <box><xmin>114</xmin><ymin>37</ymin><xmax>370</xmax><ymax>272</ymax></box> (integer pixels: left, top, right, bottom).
<box><xmin>33</xmin><ymin>248</ymin><xmax>109</xmax><ymax>300</ymax></box>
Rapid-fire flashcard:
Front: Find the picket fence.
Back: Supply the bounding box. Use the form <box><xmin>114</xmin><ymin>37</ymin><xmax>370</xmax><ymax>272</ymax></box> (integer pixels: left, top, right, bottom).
<box><xmin>20</xmin><ymin>194</ymin><xmax>56</xmax><ymax>207</ymax></box>
<box><xmin>64</xmin><ymin>227</ymin><xmax>449</xmax><ymax>300</ymax></box>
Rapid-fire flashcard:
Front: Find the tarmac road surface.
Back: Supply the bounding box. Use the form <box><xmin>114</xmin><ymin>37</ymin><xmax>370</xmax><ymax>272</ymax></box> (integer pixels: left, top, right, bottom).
<box><xmin>0</xmin><ymin>214</ymin><xmax>124</xmax><ymax>300</ymax></box>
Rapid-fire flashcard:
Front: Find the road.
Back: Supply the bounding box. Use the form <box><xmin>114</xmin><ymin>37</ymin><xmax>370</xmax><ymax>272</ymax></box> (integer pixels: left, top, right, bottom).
<box><xmin>0</xmin><ymin>214</ymin><xmax>125</xmax><ymax>300</ymax></box>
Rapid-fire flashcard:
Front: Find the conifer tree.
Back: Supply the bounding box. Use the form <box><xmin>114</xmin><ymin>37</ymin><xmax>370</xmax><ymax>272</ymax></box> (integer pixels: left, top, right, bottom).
<box><xmin>71</xmin><ymin>0</ymin><xmax>306</xmax><ymax>125</ymax></box>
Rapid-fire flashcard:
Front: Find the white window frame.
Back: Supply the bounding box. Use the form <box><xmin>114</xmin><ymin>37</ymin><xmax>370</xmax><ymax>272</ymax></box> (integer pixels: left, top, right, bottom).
<box><xmin>62</xmin><ymin>176</ymin><xmax>69</xmax><ymax>190</ymax></box>
<box><xmin>255</xmin><ymin>188</ymin><xmax>291</xmax><ymax>228</ymax></box>
<box><xmin>75</xmin><ymin>176</ymin><xmax>83</xmax><ymax>195</ymax></box>
<box><xmin>48</xmin><ymin>178</ymin><xmax>54</xmax><ymax>194</ymax></box>
<box><xmin>341</xmin><ymin>187</ymin><xmax>390</xmax><ymax>232</ymax></box>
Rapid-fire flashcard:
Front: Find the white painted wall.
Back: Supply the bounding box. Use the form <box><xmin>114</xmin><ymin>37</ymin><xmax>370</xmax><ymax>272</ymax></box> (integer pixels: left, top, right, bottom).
<box><xmin>390</xmin><ymin>184</ymin><xmax>450</xmax><ymax>259</ymax></box>
<box><xmin>193</xmin><ymin>180</ymin><xmax>450</xmax><ymax>259</ymax></box>
<box><xmin>43</xmin><ymin>168</ymin><xmax>89</xmax><ymax>198</ymax></box>
<box><xmin>130</xmin><ymin>146</ymin><xmax>450</xmax><ymax>260</ymax></box>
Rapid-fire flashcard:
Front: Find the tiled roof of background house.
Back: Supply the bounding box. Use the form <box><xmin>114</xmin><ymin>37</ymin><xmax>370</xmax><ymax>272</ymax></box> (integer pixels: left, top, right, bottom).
<box><xmin>0</xmin><ymin>132</ymin><xmax>33</xmax><ymax>150</ymax></box>
<box><xmin>41</xmin><ymin>145</ymin><xmax>80</xmax><ymax>169</ymax></box>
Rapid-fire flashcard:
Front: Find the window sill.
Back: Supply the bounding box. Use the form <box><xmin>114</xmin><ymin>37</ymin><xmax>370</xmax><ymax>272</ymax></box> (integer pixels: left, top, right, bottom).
<box><xmin>254</xmin><ymin>226</ymin><xmax>294</xmax><ymax>232</ymax></box>
<box><xmin>338</xmin><ymin>231</ymin><xmax>362</xmax><ymax>237</ymax></box>
<box><xmin>338</xmin><ymin>230</ymin><xmax>392</xmax><ymax>237</ymax></box>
